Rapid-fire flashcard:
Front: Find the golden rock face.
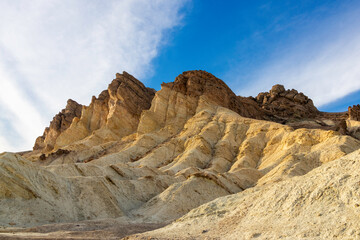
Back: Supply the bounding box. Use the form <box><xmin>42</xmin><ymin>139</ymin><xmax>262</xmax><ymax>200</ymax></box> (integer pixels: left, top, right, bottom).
<box><xmin>33</xmin><ymin>71</ymin><xmax>155</xmax><ymax>154</ymax></box>
<box><xmin>1</xmin><ymin>71</ymin><xmax>360</xmax><ymax>239</ymax></box>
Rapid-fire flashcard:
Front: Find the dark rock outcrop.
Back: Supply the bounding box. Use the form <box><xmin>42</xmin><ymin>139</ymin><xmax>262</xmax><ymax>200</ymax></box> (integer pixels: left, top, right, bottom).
<box><xmin>34</xmin><ymin>99</ymin><xmax>83</xmax><ymax>151</ymax></box>
<box><xmin>111</xmin><ymin>72</ymin><xmax>156</xmax><ymax>118</ymax></box>
<box><xmin>255</xmin><ymin>84</ymin><xmax>319</xmax><ymax>119</ymax></box>
<box><xmin>349</xmin><ymin>105</ymin><xmax>360</xmax><ymax>121</ymax></box>
<box><xmin>162</xmin><ymin>70</ymin><xmax>268</xmax><ymax>120</ymax></box>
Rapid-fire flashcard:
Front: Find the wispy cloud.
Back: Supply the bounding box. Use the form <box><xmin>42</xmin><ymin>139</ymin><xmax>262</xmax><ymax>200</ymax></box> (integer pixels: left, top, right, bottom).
<box><xmin>235</xmin><ymin>3</ymin><xmax>360</xmax><ymax>109</ymax></box>
<box><xmin>0</xmin><ymin>64</ymin><xmax>46</xmax><ymax>151</ymax></box>
<box><xmin>0</xmin><ymin>0</ymin><xmax>188</xmax><ymax>152</ymax></box>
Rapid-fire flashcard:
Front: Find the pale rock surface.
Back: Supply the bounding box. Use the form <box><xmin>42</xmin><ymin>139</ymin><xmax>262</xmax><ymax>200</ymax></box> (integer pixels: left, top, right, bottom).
<box><xmin>0</xmin><ymin>152</ymin><xmax>176</xmax><ymax>227</ymax></box>
<box><xmin>347</xmin><ymin>119</ymin><xmax>360</xmax><ymax>140</ymax></box>
<box><xmin>131</xmin><ymin>149</ymin><xmax>360</xmax><ymax>240</ymax></box>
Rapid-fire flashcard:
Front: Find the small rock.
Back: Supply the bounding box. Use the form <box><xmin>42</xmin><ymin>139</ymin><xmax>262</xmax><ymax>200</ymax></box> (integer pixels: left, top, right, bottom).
<box><xmin>270</xmin><ymin>84</ymin><xmax>285</xmax><ymax>97</ymax></box>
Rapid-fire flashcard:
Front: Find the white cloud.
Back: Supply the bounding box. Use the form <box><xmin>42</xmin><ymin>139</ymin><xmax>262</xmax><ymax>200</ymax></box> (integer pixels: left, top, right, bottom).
<box><xmin>0</xmin><ymin>64</ymin><xmax>46</xmax><ymax>152</ymax></box>
<box><xmin>0</xmin><ymin>0</ymin><xmax>188</xmax><ymax>152</ymax></box>
<box><xmin>236</xmin><ymin>6</ymin><xmax>360</xmax><ymax>108</ymax></box>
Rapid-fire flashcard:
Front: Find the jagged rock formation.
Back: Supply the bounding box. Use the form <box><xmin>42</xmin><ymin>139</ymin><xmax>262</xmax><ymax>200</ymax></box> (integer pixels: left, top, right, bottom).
<box><xmin>34</xmin><ymin>99</ymin><xmax>83</xmax><ymax>152</ymax></box>
<box><xmin>253</xmin><ymin>84</ymin><xmax>353</xmax><ymax>135</ymax></box>
<box><xmin>31</xmin><ymin>71</ymin><xmax>356</xmax><ymax>160</ymax></box>
<box><xmin>255</xmin><ymin>84</ymin><xmax>318</xmax><ymax>119</ymax></box>
<box><xmin>349</xmin><ymin>104</ymin><xmax>360</xmax><ymax>121</ymax></box>
<box><xmin>161</xmin><ymin>70</ymin><xmax>268</xmax><ymax>120</ymax></box>
<box><xmin>1</xmin><ymin>70</ymin><xmax>360</xmax><ymax>239</ymax></box>
<box><xmin>32</xmin><ymin>71</ymin><xmax>155</xmax><ymax>155</ymax></box>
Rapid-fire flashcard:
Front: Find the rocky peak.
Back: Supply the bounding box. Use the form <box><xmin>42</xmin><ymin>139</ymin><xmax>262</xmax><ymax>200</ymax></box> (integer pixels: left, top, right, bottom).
<box><xmin>33</xmin><ymin>72</ymin><xmax>156</xmax><ymax>153</ymax></box>
<box><xmin>109</xmin><ymin>71</ymin><xmax>156</xmax><ymax>117</ymax></box>
<box><xmin>269</xmin><ymin>84</ymin><xmax>285</xmax><ymax>96</ymax></box>
<box><xmin>163</xmin><ymin>70</ymin><xmax>234</xmax><ymax>101</ymax></box>
<box><xmin>256</xmin><ymin>84</ymin><xmax>318</xmax><ymax>119</ymax></box>
<box><xmin>33</xmin><ymin>99</ymin><xmax>83</xmax><ymax>151</ymax></box>
<box><xmin>161</xmin><ymin>70</ymin><xmax>267</xmax><ymax>120</ymax></box>
<box><xmin>52</xmin><ymin>99</ymin><xmax>82</xmax><ymax>132</ymax></box>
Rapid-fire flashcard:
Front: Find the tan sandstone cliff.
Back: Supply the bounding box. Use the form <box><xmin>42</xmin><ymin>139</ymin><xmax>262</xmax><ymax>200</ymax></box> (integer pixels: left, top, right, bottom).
<box><xmin>32</xmin><ymin>71</ymin><xmax>155</xmax><ymax>154</ymax></box>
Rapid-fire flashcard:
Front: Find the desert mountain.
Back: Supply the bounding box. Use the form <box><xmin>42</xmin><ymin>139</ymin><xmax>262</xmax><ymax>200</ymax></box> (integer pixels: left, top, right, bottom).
<box><xmin>1</xmin><ymin>70</ymin><xmax>360</xmax><ymax>239</ymax></box>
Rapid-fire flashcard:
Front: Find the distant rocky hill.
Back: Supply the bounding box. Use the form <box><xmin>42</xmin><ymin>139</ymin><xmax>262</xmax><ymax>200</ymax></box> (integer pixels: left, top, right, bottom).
<box><xmin>1</xmin><ymin>70</ymin><xmax>360</xmax><ymax>239</ymax></box>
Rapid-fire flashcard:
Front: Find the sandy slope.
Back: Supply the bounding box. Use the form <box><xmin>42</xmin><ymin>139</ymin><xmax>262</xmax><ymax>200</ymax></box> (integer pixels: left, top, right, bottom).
<box><xmin>130</xmin><ymin>149</ymin><xmax>360</xmax><ymax>239</ymax></box>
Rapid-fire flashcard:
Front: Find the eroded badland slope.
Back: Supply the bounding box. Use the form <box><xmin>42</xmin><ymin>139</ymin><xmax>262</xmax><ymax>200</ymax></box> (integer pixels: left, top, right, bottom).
<box><xmin>131</xmin><ymin>149</ymin><xmax>360</xmax><ymax>239</ymax></box>
<box><xmin>1</xmin><ymin>70</ymin><xmax>360</xmax><ymax>239</ymax></box>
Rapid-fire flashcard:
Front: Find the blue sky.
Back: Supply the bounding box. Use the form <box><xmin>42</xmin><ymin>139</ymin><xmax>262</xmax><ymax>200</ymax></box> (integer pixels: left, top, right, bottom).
<box><xmin>1</xmin><ymin>0</ymin><xmax>360</xmax><ymax>152</ymax></box>
<box><xmin>146</xmin><ymin>0</ymin><xmax>360</xmax><ymax>109</ymax></box>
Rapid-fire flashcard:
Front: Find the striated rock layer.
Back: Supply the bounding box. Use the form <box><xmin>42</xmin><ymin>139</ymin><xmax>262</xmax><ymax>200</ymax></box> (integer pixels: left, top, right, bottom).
<box><xmin>131</xmin><ymin>149</ymin><xmax>360</xmax><ymax>239</ymax></box>
<box><xmin>34</xmin><ymin>99</ymin><xmax>83</xmax><ymax>152</ymax></box>
<box><xmin>31</xmin><ymin>70</ymin><xmax>356</xmax><ymax>160</ymax></box>
<box><xmin>1</xmin><ymin>70</ymin><xmax>360</xmax><ymax>239</ymax></box>
<box><xmin>32</xmin><ymin>71</ymin><xmax>155</xmax><ymax>154</ymax></box>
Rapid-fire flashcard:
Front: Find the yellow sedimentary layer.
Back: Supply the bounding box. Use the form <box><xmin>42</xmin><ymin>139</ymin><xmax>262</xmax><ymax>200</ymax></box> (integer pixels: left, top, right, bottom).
<box><xmin>133</xmin><ymin>149</ymin><xmax>360</xmax><ymax>239</ymax></box>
